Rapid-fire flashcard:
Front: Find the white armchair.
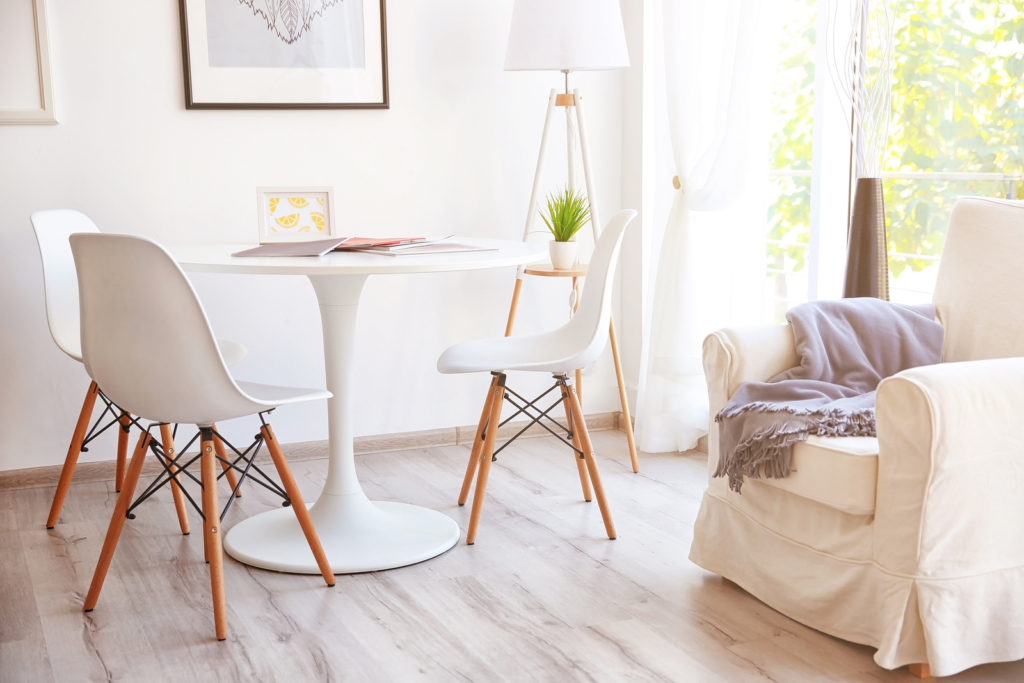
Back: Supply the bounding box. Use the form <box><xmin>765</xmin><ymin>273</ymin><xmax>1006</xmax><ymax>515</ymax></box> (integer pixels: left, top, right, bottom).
<box><xmin>690</xmin><ymin>197</ymin><xmax>1024</xmax><ymax>677</ymax></box>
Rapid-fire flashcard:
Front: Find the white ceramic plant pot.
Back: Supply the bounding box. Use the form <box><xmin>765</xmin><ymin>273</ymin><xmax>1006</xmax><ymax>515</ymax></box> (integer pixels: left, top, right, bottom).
<box><xmin>549</xmin><ymin>240</ymin><xmax>578</xmax><ymax>270</ymax></box>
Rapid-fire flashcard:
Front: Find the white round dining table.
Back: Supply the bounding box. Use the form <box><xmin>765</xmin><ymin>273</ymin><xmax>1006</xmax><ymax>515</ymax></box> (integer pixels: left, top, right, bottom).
<box><xmin>169</xmin><ymin>238</ymin><xmax>545</xmax><ymax>574</ymax></box>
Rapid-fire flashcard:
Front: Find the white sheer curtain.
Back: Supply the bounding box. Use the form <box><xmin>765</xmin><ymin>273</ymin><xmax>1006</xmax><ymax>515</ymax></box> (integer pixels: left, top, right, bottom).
<box><xmin>634</xmin><ymin>0</ymin><xmax>775</xmax><ymax>453</ymax></box>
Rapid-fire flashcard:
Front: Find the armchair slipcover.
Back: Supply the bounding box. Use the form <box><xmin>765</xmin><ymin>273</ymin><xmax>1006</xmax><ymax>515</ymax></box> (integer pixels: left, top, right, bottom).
<box><xmin>690</xmin><ymin>197</ymin><xmax>1024</xmax><ymax>676</ymax></box>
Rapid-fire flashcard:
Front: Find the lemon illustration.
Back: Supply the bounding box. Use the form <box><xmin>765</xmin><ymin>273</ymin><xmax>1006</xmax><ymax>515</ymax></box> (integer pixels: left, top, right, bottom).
<box><xmin>268</xmin><ymin>197</ymin><xmax>280</xmax><ymax>214</ymax></box>
<box><xmin>275</xmin><ymin>213</ymin><xmax>299</xmax><ymax>229</ymax></box>
<box><xmin>288</xmin><ymin>197</ymin><xmax>310</xmax><ymax>208</ymax></box>
<box><xmin>316</xmin><ymin>196</ymin><xmax>326</xmax><ymax>206</ymax></box>
<box><xmin>311</xmin><ymin>212</ymin><xmax>326</xmax><ymax>232</ymax></box>
<box><xmin>298</xmin><ymin>225</ymin><xmax>311</xmax><ymax>232</ymax></box>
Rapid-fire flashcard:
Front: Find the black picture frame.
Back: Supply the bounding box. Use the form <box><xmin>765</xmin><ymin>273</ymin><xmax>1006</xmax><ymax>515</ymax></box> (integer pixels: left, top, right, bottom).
<box><xmin>179</xmin><ymin>0</ymin><xmax>388</xmax><ymax>110</ymax></box>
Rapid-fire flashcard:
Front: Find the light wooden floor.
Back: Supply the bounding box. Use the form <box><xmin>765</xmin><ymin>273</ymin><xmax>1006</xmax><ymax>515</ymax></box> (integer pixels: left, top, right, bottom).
<box><xmin>3</xmin><ymin>430</ymin><xmax>1023</xmax><ymax>682</ymax></box>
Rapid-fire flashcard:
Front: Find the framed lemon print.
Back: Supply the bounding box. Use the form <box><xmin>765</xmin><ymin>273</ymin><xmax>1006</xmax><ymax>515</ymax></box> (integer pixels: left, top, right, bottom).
<box><xmin>257</xmin><ymin>187</ymin><xmax>336</xmax><ymax>243</ymax></box>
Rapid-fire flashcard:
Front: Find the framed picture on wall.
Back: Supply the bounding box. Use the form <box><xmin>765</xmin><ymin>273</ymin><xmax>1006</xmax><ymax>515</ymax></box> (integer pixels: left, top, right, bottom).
<box><xmin>0</xmin><ymin>0</ymin><xmax>56</xmax><ymax>124</ymax></box>
<box><xmin>179</xmin><ymin>0</ymin><xmax>388</xmax><ymax>109</ymax></box>
<box><xmin>257</xmin><ymin>187</ymin><xmax>337</xmax><ymax>243</ymax></box>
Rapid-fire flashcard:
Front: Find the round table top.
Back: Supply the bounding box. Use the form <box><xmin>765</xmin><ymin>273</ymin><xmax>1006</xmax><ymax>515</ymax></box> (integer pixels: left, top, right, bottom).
<box><xmin>168</xmin><ymin>238</ymin><xmax>545</xmax><ymax>276</ymax></box>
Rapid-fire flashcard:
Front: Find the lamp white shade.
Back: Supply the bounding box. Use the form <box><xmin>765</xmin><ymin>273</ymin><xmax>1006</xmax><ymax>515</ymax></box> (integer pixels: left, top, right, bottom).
<box><xmin>504</xmin><ymin>0</ymin><xmax>630</xmax><ymax>72</ymax></box>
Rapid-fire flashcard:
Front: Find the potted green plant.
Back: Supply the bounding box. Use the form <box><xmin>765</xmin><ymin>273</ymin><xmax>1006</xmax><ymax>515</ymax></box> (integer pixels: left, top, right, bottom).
<box><xmin>541</xmin><ymin>186</ymin><xmax>591</xmax><ymax>269</ymax></box>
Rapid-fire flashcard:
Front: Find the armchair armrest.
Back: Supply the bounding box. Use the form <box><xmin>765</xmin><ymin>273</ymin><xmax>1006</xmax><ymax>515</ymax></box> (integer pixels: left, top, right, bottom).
<box><xmin>874</xmin><ymin>357</ymin><xmax>1024</xmax><ymax>576</ymax></box>
<box><xmin>702</xmin><ymin>325</ymin><xmax>797</xmax><ymax>474</ymax></box>
<box><xmin>702</xmin><ymin>324</ymin><xmax>797</xmax><ymax>416</ymax></box>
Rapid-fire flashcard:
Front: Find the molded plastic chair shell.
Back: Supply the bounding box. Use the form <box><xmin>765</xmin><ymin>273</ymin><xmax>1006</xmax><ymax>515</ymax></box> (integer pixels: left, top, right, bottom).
<box><xmin>31</xmin><ymin>210</ymin><xmax>98</xmax><ymax>361</ymax></box>
<box><xmin>437</xmin><ymin>209</ymin><xmax>637</xmax><ymax>376</ymax></box>
<box><xmin>70</xmin><ymin>233</ymin><xmax>330</xmax><ymax>427</ymax></box>
<box><xmin>32</xmin><ymin>209</ymin><xmax>247</xmax><ymax>367</ymax></box>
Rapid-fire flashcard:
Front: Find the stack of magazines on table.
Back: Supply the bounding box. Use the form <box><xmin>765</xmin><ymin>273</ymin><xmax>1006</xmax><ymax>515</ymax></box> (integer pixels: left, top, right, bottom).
<box><xmin>233</xmin><ymin>234</ymin><xmax>496</xmax><ymax>257</ymax></box>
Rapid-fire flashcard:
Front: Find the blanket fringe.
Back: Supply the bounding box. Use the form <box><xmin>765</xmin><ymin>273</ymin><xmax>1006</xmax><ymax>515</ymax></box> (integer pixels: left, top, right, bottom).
<box><xmin>714</xmin><ymin>406</ymin><xmax>876</xmax><ymax>492</ymax></box>
<box><xmin>716</xmin><ymin>401</ymin><xmax>875</xmax><ymax>422</ymax></box>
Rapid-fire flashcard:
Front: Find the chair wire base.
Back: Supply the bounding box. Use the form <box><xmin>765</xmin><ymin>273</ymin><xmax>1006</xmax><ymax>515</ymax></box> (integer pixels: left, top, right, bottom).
<box><xmin>487</xmin><ymin>372</ymin><xmax>584</xmax><ymax>461</ymax></box>
<box><xmin>122</xmin><ymin>410</ymin><xmax>291</xmax><ymax>524</ymax></box>
<box><xmin>80</xmin><ymin>387</ymin><xmax>129</xmax><ymax>454</ymax></box>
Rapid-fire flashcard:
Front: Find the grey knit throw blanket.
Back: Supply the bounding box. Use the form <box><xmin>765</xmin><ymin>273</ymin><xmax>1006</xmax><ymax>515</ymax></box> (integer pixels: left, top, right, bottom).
<box><xmin>714</xmin><ymin>298</ymin><xmax>944</xmax><ymax>492</ymax></box>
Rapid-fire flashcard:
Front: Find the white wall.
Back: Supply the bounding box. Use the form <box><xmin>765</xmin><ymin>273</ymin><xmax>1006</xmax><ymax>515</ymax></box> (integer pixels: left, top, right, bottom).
<box><xmin>0</xmin><ymin>1</ymin><xmax>637</xmax><ymax>472</ymax></box>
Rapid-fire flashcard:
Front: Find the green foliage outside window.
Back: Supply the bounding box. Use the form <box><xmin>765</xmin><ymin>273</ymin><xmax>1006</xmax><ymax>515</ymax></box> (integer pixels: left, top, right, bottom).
<box><xmin>884</xmin><ymin>0</ymin><xmax>1024</xmax><ymax>276</ymax></box>
<box><xmin>767</xmin><ymin>0</ymin><xmax>1024</xmax><ymax>293</ymax></box>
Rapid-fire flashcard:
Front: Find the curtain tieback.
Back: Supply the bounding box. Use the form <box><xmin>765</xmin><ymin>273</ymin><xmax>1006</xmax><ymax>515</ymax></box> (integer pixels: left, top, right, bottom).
<box><xmin>672</xmin><ymin>175</ymin><xmax>682</xmax><ymax>191</ymax></box>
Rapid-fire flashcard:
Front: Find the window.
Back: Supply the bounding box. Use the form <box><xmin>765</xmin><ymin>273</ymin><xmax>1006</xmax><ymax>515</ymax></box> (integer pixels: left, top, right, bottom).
<box><xmin>766</xmin><ymin>0</ymin><xmax>1024</xmax><ymax>315</ymax></box>
<box><xmin>884</xmin><ymin>0</ymin><xmax>1024</xmax><ymax>301</ymax></box>
<box><xmin>767</xmin><ymin>0</ymin><xmax>818</xmax><ymax>320</ymax></box>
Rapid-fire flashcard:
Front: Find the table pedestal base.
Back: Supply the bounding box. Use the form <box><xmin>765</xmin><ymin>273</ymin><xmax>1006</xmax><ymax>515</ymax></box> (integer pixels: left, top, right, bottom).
<box><xmin>223</xmin><ymin>491</ymin><xmax>460</xmax><ymax>574</ymax></box>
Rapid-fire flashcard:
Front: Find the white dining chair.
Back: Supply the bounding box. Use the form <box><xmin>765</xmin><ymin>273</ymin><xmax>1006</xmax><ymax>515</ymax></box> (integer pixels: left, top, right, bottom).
<box><xmin>70</xmin><ymin>231</ymin><xmax>335</xmax><ymax>641</ymax></box>
<box><xmin>437</xmin><ymin>209</ymin><xmax>636</xmax><ymax>545</ymax></box>
<box><xmin>32</xmin><ymin>210</ymin><xmax>245</xmax><ymax>531</ymax></box>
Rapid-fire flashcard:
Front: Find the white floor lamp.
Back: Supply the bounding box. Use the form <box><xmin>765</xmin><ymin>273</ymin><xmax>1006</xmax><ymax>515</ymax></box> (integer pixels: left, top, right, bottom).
<box><xmin>501</xmin><ymin>0</ymin><xmax>639</xmax><ymax>472</ymax></box>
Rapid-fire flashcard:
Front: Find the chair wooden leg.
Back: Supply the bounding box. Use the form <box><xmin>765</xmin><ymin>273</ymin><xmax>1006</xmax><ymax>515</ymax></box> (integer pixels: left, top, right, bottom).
<box><xmin>47</xmin><ymin>381</ymin><xmax>100</xmax><ymax>529</ymax></box>
<box><xmin>466</xmin><ymin>377</ymin><xmax>505</xmax><ymax>545</ymax></box>
<box><xmin>84</xmin><ymin>431</ymin><xmax>151</xmax><ymax>612</ymax></box>
<box><xmin>115</xmin><ymin>411</ymin><xmax>130</xmax><ymax>492</ymax></box>
<box><xmin>261</xmin><ymin>423</ymin><xmax>336</xmax><ymax>587</ymax></box>
<box><xmin>459</xmin><ymin>375</ymin><xmax>499</xmax><ymax>506</ymax></box>
<box><xmin>560</xmin><ymin>383</ymin><xmax>593</xmax><ymax>502</ymax></box>
<box><xmin>565</xmin><ymin>382</ymin><xmax>616</xmax><ymax>540</ymax></box>
<box><xmin>159</xmin><ymin>425</ymin><xmax>191</xmax><ymax>536</ymax></box>
<box><xmin>199</xmin><ymin>431</ymin><xmax>228</xmax><ymax>641</ymax></box>
<box><xmin>908</xmin><ymin>663</ymin><xmax>932</xmax><ymax>678</ymax></box>
<box><xmin>503</xmin><ymin>277</ymin><xmax>523</xmax><ymax>337</ymax></box>
<box><xmin>608</xmin><ymin>319</ymin><xmax>639</xmax><ymax>473</ymax></box>
<box><xmin>212</xmin><ymin>427</ymin><xmax>242</xmax><ymax>497</ymax></box>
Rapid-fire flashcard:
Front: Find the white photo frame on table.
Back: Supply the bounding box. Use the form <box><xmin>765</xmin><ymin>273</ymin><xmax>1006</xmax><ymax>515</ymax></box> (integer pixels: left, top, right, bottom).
<box><xmin>179</xmin><ymin>0</ymin><xmax>388</xmax><ymax>109</ymax></box>
<box><xmin>0</xmin><ymin>0</ymin><xmax>56</xmax><ymax>124</ymax></box>
<box><xmin>257</xmin><ymin>186</ymin><xmax>336</xmax><ymax>243</ymax></box>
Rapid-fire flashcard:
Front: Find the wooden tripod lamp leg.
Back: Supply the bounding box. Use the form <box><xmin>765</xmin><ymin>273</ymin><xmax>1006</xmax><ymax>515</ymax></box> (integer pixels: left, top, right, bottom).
<box><xmin>508</xmin><ymin>94</ymin><xmax>558</xmax><ymax>336</ymax></box>
<box><xmin>568</xmin><ymin>90</ymin><xmax>636</xmax><ymax>473</ymax></box>
<box><xmin>504</xmin><ymin>277</ymin><xmax>524</xmax><ymax>337</ymax></box>
<box><xmin>199</xmin><ymin>429</ymin><xmax>228</xmax><ymax>641</ymax></box>
<box><xmin>47</xmin><ymin>381</ymin><xmax>100</xmax><ymax>529</ymax></box>
<box><xmin>571</xmin><ymin>276</ymin><xmax>583</xmax><ymax>401</ymax></box>
<box><xmin>608</xmin><ymin>319</ymin><xmax>639</xmax><ymax>473</ymax></box>
<box><xmin>84</xmin><ymin>431</ymin><xmax>151</xmax><ymax>612</ymax></box>
<box><xmin>159</xmin><ymin>424</ymin><xmax>191</xmax><ymax>535</ymax></box>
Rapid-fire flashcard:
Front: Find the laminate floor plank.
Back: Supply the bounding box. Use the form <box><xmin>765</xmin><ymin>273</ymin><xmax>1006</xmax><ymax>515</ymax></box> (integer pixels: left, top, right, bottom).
<box><xmin>584</xmin><ymin>616</ymin><xmax>765</xmax><ymax>682</ymax></box>
<box><xmin>1</xmin><ymin>483</ymin><xmax>54</xmax><ymax>532</ymax></box>
<box><xmin>0</xmin><ymin>529</ymin><xmax>56</xmax><ymax>683</ymax></box>
<box><xmin>4</xmin><ymin>430</ymin><xmax>1024</xmax><ymax>681</ymax></box>
<box><xmin>20</xmin><ymin>516</ymin><xmax>110</xmax><ymax>683</ymax></box>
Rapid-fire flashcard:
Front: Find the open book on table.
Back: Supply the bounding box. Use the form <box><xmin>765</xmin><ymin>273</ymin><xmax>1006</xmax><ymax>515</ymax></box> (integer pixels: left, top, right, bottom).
<box><xmin>350</xmin><ymin>240</ymin><xmax>497</xmax><ymax>256</ymax></box>
<box><xmin>232</xmin><ymin>236</ymin><xmax>431</xmax><ymax>257</ymax></box>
